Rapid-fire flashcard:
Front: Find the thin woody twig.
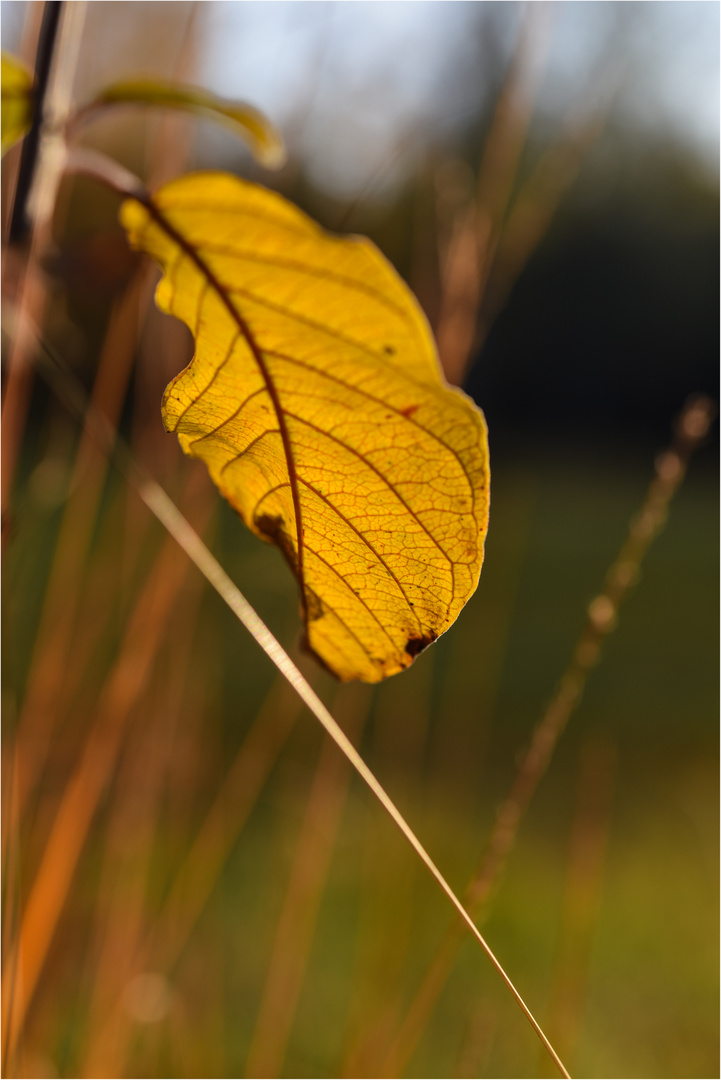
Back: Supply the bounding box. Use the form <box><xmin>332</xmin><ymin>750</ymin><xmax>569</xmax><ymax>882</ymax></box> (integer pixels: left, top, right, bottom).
<box><xmin>9</xmin><ymin>0</ymin><xmax>64</xmax><ymax>243</ymax></box>
<box><xmin>2</xmin><ymin>1</ymin><xmax>88</xmax><ymax>525</ymax></box>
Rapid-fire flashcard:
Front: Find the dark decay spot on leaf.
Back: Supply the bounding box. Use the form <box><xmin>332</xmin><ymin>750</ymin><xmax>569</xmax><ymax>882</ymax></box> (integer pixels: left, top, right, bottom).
<box><xmin>404</xmin><ymin>631</ymin><xmax>437</xmax><ymax>658</ymax></box>
<box><xmin>383</xmin><ymin>344</ymin><xmax>395</xmax><ymax>355</ymax></box>
<box><xmin>255</xmin><ymin>512</ymin><xmax>298</xmax><ymax>573</ymax></box>
<box><xmin>400</xmin><ymin>404</ymin><xmax>419</xmax><ymax>419</ymax></box>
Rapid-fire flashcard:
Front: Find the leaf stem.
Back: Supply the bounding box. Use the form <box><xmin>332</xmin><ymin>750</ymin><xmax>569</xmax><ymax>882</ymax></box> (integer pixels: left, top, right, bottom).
<box><xmin>63</xmin><ymin>144</ymin><xmax>148</xmax><ymax>200</ymax></box>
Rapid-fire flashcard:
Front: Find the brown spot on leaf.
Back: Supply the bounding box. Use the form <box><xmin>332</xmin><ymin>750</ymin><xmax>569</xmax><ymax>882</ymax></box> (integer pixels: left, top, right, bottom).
<box><xmin>404</xmin><ymin>631</ymin><xmax>437</xmax><ymax>658</ymax></box>
<box><xmin>254</xmin><ymin>513</ymin><xmax>297</xmax><ymax>572</ymax></box>
<box><xmin>400</xmin><ymin>404</ymin><xmax>419</xmax><ymax>418</ymax></box>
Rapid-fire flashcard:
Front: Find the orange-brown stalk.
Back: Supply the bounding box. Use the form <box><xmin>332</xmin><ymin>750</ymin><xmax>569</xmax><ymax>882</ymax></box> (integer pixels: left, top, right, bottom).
<box><xmin>6</xmin><ymin>270</ymin><xmax>154</xmax><ymax>830</ymax></box>
<box><xmin>436</xmin><ymin>2</ymin><xmax>554</xmax><ymax>386</ymax></box>
<box><xmin>1</xmin><ymin>479</ymin><xmax>211</xmax><ymax>1070</ymax></box>
<box><xmin>82</xmin><ymin>667</ymin><xmax>309</xmax><ymax>1077</ymax></box>
<box><xmin>79</xmin><ymin>558</ymin><xmax>208</xmax><ymax>1079</ymax></box>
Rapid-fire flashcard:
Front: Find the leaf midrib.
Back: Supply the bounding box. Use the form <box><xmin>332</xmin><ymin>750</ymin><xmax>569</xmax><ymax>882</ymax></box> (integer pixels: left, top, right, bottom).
<box><xmin>140</xmin><ymin>194</ymin><xmax>309</xmax><ymax>612</ymax></box>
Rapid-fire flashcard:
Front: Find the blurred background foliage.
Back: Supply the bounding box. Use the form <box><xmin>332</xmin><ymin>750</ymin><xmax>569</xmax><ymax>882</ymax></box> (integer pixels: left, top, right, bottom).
<box><xmin>2</xmin><ymin>2</ymin><xmax>718</xmax><ymax>1078</ymax></box>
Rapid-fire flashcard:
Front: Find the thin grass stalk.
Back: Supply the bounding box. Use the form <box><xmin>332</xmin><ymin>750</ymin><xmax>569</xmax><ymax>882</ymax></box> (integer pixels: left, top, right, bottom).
<box><xmin>379</xmin><ymin>395</ymin><xmax>715</xmax><ymax>1077</ymax></box>
<box><xmin>345</xmin><ymin>486</ymin><xmax>532</xmax><ymax>1076</ymax></box>
<box><xmin>139</xmin><ymin>1</ymin><xmax>201</xmax><ymax>186</ymax></box>
<box><xmin>340</xmin><ymin>661</ymin><xmax>434</xmax><ymax>1078</ymax></box>
<box><xmin>0</xmin><ymin>493</ymin><xmax>208</xmax><ymax>1067</ymax></box>
<box><xmin>82</xmin><ymin>666</ymin><xmax>309</xmax><ymax>1076</ymax></box>
<box><xmin>1</xmin><ymin>254</ymin><xmax>49</xmax><ymax>531</ymax></box>
<box><xmin>152</xmin><ymin>671</ymin><xmax>308</xmax><ymax>973</ymax></box>
<box><xmin>466</xmin><ymin>396</ymin><xmax>714</xmax><ymax>915</ymax></box>
<box><xmin>473</xmin><ymin>106</ymin><xmax>608</xmax><ymax>355</ymax></box>
<box><xmin>437</xmin><ymin>1</ymin><xmax>553</xmax><ymax>385</ymax></box>
<box><xmin>8</xmin><ymin>269</ymin><xmax>154</xmax><ymax>828</ymax></box>
<box><xmin>470</xmin><ymin>1</ymin><xmax>553</xmax><ymax>291</ymax></box>
<box><xmin>0</xmin><ymin>739</ymin><xmax>24</xmax><ymax>1080</ymax></box>
<box><xmin>434</xmin><ymin>199</ymin><xmax>482</xmax><ymax>389</ymax></box>
<box><xmin>245</xmin><ymin>684</ymin><xmax>372</xmax><ymax>1078</ymax></box>
<box><xmin>22</xmin><ymin>322</ymin><xmax>572</xmax><ymax>1079</ymax></box>
<box><xmin>79</xmin><ymin>559</ymin><xmax>208</xmax><ymax>1079</ymax></box>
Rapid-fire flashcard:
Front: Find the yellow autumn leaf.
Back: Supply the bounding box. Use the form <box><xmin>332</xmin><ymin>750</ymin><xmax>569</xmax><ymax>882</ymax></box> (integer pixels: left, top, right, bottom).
<box><xmin>87</xmin><ymin>78</ymin><xmax>285</xmax><ymax>168</ymax></box>
<box><xmin>1</xmin><ymin>52</ymin><xmax>34</xmax><ymax>156</ymax></box>
<box><xmin>120</xmin><ymin>172</ymin><xmax>490</xmax><ymax>682</ymax></box>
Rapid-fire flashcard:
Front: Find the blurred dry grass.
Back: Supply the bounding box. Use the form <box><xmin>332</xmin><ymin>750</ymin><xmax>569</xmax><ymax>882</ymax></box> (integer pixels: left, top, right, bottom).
<box><xmin>2</xmin><ymin>4</ymin><xmax>718</xmax><ymax>1079</ymax></box>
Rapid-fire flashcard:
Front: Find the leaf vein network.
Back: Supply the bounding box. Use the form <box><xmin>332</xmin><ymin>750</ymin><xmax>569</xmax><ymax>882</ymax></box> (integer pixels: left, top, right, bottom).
<box><xmin>223</xmin><ymin>281</ymin><xmax>434</xmax><ymax>382</ymax></box>
<box><xmin>298</xmin><ymin>476</ymin><xmax>426</xmax><ymax>632</ymax></box>
<box><xmin>303</xmin><ymin>544</ymin><xmax>399</xmax><ymax>650</ymax></box>
<box><xmin>287</xmin><ymin>412</ymin><xmax>457</xmax><ymax>569</ymax></box>
<box><xmin>187</xmin><ymin>384</ymin><xmax>267</xmax><ymax>447</ymax></box>
<box><xmin>169</xmin><ymin>328</ymin><xmax>242</xmax><ymax>432</ymax></box>
<box><xmin>218</xmin><ymin>427</ymin><xmax>282</xmax><ymax>478</ymax></box>
<box><xmin>249</xmin><ymin>482</ymin><xmax>409</xmax><ymax>648</ymax></box>
<box><xmin>193</xmin><ymin>241</ymin><xmax>410</xmax><ymax>319</ymax></box>
<box><xmin>265</xmin><ymin>348</ymin><xmax>477</xmax><ymax>507</ymax></box>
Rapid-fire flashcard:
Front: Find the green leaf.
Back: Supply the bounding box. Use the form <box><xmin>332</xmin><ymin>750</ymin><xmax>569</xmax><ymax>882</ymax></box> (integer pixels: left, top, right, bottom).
<box><xmin>1</xmin><ymin>52</ymin><xmax>34</xmax><ymax>156</ymax></box>
<box><xmin>89</xmin><ymin>78</ymin><xmax>285</xmax><ymax>168</ymax></box>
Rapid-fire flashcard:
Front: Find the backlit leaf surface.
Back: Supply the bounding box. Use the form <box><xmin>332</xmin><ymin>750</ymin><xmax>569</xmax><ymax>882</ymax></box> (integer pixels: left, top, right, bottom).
<box><xmin>1</xmin><ymin>52</ymin><xmax>34</xmax><ymax>156</ymax></box>
<box><xmin>120</xmin><ymin>173</ymin><xmax>490</xmax><ymax>681</ymax></box>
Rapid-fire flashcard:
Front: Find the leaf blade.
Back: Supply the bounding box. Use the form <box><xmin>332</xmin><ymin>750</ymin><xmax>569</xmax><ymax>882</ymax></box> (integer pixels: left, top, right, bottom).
<box><xmin>120</xmin><ymin>172</ymin><xmax>490</xmax><ymax>681</ymax></box>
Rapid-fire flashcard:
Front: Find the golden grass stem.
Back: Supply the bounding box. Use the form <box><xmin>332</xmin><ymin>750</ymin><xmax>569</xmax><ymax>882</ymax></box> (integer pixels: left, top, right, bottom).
<box><xmin>153</xmin><ymin>675</ymin><xmax>307</xmax><ymax>972</ymax></box>
<box><xmin>437</xmin><ymin>2</ymin><xmax>554</xmax><ymax>385</ymax></box>
<box><xmin>81</xmin><ymin>669</ymin><xmax>307</xmax><ymax>1077</ymax></box>
<box><xmin>340</xmin><ymin>661</ymin><xmax>433</xmax><ymax>1077</ymax></box>
<box><xmin>79</xmin><ymin>559</ymin><xmax>208</xmax><ymax>1079</ymax></box>
<box><xmin>380</xmin><ymin>396</ymin><xmax>715</xmax><ymax>1077</ymax></box>
<box><xmin>1</xmin><ymin>527</ymin><xmax>198</xmax><ymax>1066</ymax></box>
<box><xmin>473</xmin><ymin>106</ymin><xmax>607</xmax><ymax>355</ymax></box>
<box><xmin>8</xmin><ymin>271</ymin><xmax>153</xmax><ymax>828</ymax></box>
<box><xmin>0</xmin><ymin>744</ymin><xmax>23</xmax><ymax>1080</ymax></box>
